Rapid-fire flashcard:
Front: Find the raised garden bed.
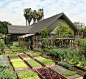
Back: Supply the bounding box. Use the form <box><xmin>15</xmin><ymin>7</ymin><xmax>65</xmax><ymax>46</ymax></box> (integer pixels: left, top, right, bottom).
<box><xmin>18</xmin><ymin>53</ymin><xmax>30</xmax><ymax>60</ymax></box>
<box><xmin>35</xmin><ymin>57</ymin><xmax>55</xmax><ymax>67</ymax></box>
<box><xmin>29</xmin><ymin>52</ymin><xmax>42</xmax><ymax>57</ymax></box>
<box><xmin>51</xmin><ymin>65</ymin><xmax>81</xmax><ymax>79</ymax></box>
<box><xmin>10</xmin><ymin>57</ymin><xmax>28</xmax><ymax>71</ymax></box>
<box><xmin>70</xmin><ymin>67</ymin><xmax>86</xmax><ymax>76</ymax></box>
<box><xmin>57</xmin><ymin>61</ymin><xmax>86</xmax><ymax>76</ymax></box>
<box><xmin>23</xmin><ymin>50</ymin><xmax>33</xmax><ymax>54</ymax></box>
<box><xmin>17</xmin><ymin>70</ymin><xmax>39</xmax><ymax>79</ymax></box>
<box><xmin>58</xmin><ymin>61</ymin><xmax>74</xmax><ymax>69</ymax></box>
<box><xmin>0</xmin><ymin>55</ymin><xmax>9</xmax><ymax>66</ymax></box>
<box><xmin>0</xmin><ymin>55</ymin><xmax>17</xmax><ymax>79</ymax></box>
<box><xmin>0</xmin><ymin>66</ymin><xmax>17</xmax><ymax>79</ymax></box>
<box><xmin>5</xmin><ymin>50</ymin><xmax>13</xmax><ymax>54</ymax></box>
<box><xmin>25</xmin><ymin>58</ymin><xmax>42</xmax><ymax>69</ymax></box>
<box><xmin>36</xmin><ymin>67</ymin><xmax>68</xmax><ymax>79</ymax></box>
<box><xmin>8</xmin><ymin>53</ymin><xmax>18</xmax><ymax>57</ymax></box>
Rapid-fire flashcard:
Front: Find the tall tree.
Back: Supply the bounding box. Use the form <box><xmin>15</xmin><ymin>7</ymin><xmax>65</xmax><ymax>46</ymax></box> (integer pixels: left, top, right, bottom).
<box><xmin>24</xmin><ymin>8</ymin><xmax>44</xmax><ymax>26</ymax></box>
<box><xmin>24</xmin><ymin>8</ymin><xmax>32</xmax><ymax>26</ymax></box>
<box><xmin>0</xmin><ymin>21</ymin><xmax>11</xmax><ymax>34</ymax></box>
<box><xmin>32</xmin><ymin>10</ymin><xmax>39</xmax><ymax>23</ymax></box>
<box><xmin>74</xmin><ymin>22</ymin><xmax>85</xmax><ymax>30</ymax></box>
<box><xmin>56</xmin><ymin>22</ymin><xmax>73</xmax><ymax>38</ymax></box>
<box><xmin>37</xmin><ymin>8</ymin><xmax>44</xmax><ymax>21</ymax></box>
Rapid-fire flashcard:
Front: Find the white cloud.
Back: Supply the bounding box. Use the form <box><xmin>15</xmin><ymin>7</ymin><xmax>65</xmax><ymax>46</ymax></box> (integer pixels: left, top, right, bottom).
<box><xmin>0</xmin><ymin>0</ymin><xmax>86</xmax><ymax>26</ymax></box>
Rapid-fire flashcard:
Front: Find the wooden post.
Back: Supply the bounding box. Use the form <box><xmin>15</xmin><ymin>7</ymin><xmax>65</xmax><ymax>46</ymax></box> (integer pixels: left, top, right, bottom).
<box><xmin>24</xmin><ymin>37</ymin><xmax>25</xmax><ymax>48</ymax></box>
<box><xmin>82</xmin><ymin>32</ymin><xmax>83</xmax><ymax>39</ymax></box>
<box><xmin>78</xmin><ymin>32</ymin><xmax>79</xmax><ymax>39</ymax></box>
<box><xmin>73</xmin><ymin>32</ymin><xmax>74</xmax><ymax>38</ymax></box>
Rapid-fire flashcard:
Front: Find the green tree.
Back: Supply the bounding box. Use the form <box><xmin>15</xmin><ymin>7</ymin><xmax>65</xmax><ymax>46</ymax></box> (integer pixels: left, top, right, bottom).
<box><xmin>0</xmin><ymin>21</ymin><xmax>11</xmax><ymax>34</ymax></box>
<box><xmin>56</xmin><ymin>22</ymin><xmax>73</xmax><ymax>38</ymax></box>
<box><xmin>74</xmin><ymin>22</ymin><xmax>85</xmax><ymax>30</ymax></box>
<box><xmin>0</xmin><ymin>39</ymin><xmax>5</xmax><ymax>53</ymax></box>
<box><xmin>41</xmin><ymin>27</ymin><xmax>49</xmax><ymax>38</ymax></box>
<box><xmin>32</xmin><ymin>10</ymin><xmax>39</xmax><ymax>23</ymax></box>
<box><xmin>24</xmin><ymin>8</ymin><xmax>33</xmax><ymax>26</ymax></box>
<box><xmin>24</xmin><ymin>8</ymin><xmax>44</xmax><ymax>26</ymax></box>
<box><xmin>80</xmin><ymin>28</ymin><xmax>86</xmax><ymax>38</ymax></box>
<box><xmin>37</xmin><ymin>8</ymin><xmax>44</xmax><ymax>21</ymax></box>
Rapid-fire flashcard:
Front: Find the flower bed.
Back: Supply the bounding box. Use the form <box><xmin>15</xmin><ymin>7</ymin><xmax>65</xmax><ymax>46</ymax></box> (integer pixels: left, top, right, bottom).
<box><xmin>25</xmin><ymin>59</ymin><xmax>41</xmax><ymax>69</ymax></box>
<box><xmin>17</xmin><ymin>70</ymin><xmax>39</xmax><ymax>79</ymax></box>
<box><xmin>36</xmin><ymin>57</ymin><xmax>55</xmax><ymax>66</ymax></box>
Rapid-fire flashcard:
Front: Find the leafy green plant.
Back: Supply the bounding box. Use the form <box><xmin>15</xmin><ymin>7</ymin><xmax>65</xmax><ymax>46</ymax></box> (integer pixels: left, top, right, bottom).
<box><xmin>18</xmin><ymin>70</ymin><xmax>39</xmax><ymax>79</ymax></box>
<box><xmin>8</xmin><ymin>53</ymin><xmax>17</xmax><ymax>57</ymax></box>
<box><xmin>12</xmin><ymin>62</ymin><xmax>28</xmax><ymax>69</ymax></box>
<box><xmin>60</xmin><ymin>70</ymin><xmax>77</xmax><ymax>77</ymax></box>
<box><xmin>0</xmin><ymin>66</ymin><xmax>17</xmax><ymax>79</ymax></box>
<box><xmin>11</xmin><ymin>58</ymin><xmax>28</xmax><ymax>69</ymax></box>
<box><xmin>29</xmin><ymin>52</ymin><xmax>42</xmax><ymax>56</ymax></box>
<box><xmin>58</xmin><ymin>61</ymin><xmax>74</xmax><ymax>68</ymax></box>
<box><xmin>36</xmin><ymin>57</ymin><xmax>54</xmax><ymax>65</ymax></box>
<box><xmin>26</xmin><ymin>59</ymin><xmax>41</xmax><ymax>67</ymax></box>
<box><xmin>0</xmin><ymin>39</ymin><xmax>5</xmax><ymax>53</ymax></box>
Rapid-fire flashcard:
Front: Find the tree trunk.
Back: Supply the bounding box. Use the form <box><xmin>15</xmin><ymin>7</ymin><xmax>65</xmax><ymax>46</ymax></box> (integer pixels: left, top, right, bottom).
<box><xmin>26</xmin><ymin>20</ymin><xmax>27</xmax><ymax>26</ymax></box>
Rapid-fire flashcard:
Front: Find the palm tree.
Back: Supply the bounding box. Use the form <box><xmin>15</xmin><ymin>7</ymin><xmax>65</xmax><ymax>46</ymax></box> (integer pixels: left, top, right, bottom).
<box><xmin>37</xmin><ymin>8</ymin><xmax>44</xmax><ymax>21</ymax></box>
<box><xmin>24</xmin><ymin>8</ymin><xmax>32</xmax><ymax>26</ymax></box>
<box><xmin>32</xmin><ymin>10</ymin><xmax>39</xmax><ymax>23</ymax></box>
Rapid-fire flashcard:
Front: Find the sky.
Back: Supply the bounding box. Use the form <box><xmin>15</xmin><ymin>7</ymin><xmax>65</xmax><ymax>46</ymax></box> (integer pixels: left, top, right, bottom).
<box><xmin>0</xmin><ymin>0</ymin><xmax>86</xmax><ymax>26</ymax></box>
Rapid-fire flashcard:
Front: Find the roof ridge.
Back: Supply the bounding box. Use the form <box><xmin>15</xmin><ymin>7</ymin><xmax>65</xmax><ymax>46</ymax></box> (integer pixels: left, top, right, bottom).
<box><xmin>31</xmin><ymin>12</ymin><xmax>63</xmax><ymax>26</ymax></box>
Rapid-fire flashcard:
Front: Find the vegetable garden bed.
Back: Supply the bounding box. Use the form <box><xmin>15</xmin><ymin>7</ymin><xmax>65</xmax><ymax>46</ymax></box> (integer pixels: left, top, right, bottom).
<box><xmin>10</xmin><ymin>57</ymin><xmax>28</xmax><ymax>71</ymax></box>
<box><xmin>29</xmin><ymin>52</ymin><xmax>42</xmax><ymax>57</ymax></box>
<box><xmin>25</xmin><ymin>58</ymin><xmax>42</xmax><ymax>69</ymax></box>
<box><xmin>51</xmin><ymin>65</ymin><xmax>81</xmax><ymax>79</ymax></box>
<box><xmin>35</xmin><ymin>57</ymin><xmax>55</xmax><ymax>67</ymax></box>
<box><xmin>18</xmin><ymin>53</ymin><xmax>30</xmax><ymax>60</ymax></box>
<box><xmin>5</xmin><ymin>50</ymin><xmax>13</xmax><ymax>54</ymax></box>
<box><xmin>17</xmin><ymin>70</ymin><xmax>40</xmax><ymax>79</ymax></box>
<box><xmin>36</xmin><ymin>67</ymin><xmax>68</xmax><ymax>79</ymax></box>
<box><xmin>0</xmin><ymin>55</ymin><xmax>17</xmax><ymax>79</ymax></box>
<box><xmin>70</xmin><ymin>67</ymin><xmax>86</xmax><ymax>76</ymax></box>
<box><xmin>8</xmin><ymin>53</ymin><xmax>18</xmax><ymax>57</ymax></box>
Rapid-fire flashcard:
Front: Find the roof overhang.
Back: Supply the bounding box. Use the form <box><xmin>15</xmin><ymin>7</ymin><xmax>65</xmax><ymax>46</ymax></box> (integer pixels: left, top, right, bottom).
<box><xmin>18</xmin><ymin>34</ymin><xmax>34</xmax><ymax>39</ymax></box>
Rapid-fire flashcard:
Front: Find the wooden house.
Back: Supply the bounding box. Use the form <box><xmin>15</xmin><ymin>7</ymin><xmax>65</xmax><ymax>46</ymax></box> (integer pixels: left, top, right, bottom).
<box><xmin>7</xmin><ymin>12</ymin><xmax>79</xmax><ymax>48</ymax></box>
